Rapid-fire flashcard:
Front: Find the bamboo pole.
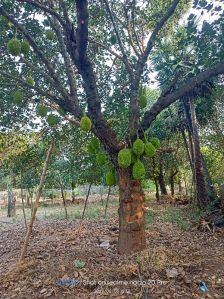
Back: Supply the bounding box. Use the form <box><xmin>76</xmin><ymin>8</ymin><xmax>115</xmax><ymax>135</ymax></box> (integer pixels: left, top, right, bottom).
<box><xmin>19</xmin><ymin>141</ymin><xmax>54</xmax><ymax>261</ymax></box>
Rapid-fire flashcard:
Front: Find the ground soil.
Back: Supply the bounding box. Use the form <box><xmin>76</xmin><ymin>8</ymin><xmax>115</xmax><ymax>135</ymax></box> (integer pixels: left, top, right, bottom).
<box><xmin>0</xmin><ymin>201</ymin><xmax>224</xmax><ymax>299</ymax></box>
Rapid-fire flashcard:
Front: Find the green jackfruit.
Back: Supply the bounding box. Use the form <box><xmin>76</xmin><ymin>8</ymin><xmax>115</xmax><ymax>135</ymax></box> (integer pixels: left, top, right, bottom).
<box><xmin>80</xmin><ymin>116</ymin><xmax>92</xmax><ymax>132</ymax></box>
<box><xmin>150</xmin><ymin>137</ymin><xmax>160</xmax><ymax>149</ymax></box>
<box><xmin>21</xmin><ymin>41</ymin><xmax>30</xmax><ymax>55</ymax></box>
<box><xmin>7</xmin><ymin>38</ymin><xmax>21</xmax><ymax>56</ymax></box>
<box><xmin>36</xmin><ymin>105</ymin><xmax>48</xmax><ymax>117</ymax></box>
<box><xmin>139</xmin><ymin>94</ymin><xmax>147</xmax><ymax>109</ymax></box>
<box><xmin>96</xmin><ymin>152</ymin><xmax>107</xmax><ymax>166</ymax></box>
<box><xmin>132</xmin><ymin>160</ymin><xmax>146</xmax><ymax>180</ymax></box>
<box><xmin>118</xmin><ymin>148</ymin><xmax>131</xmax><ymax>168</ymax></box>
<box><xmin>46</xmin><ymin>30</ymin><xmax>54</xmax><ymax>40</ymax></box>
<box><xmin>26</xmin><ymin>76</ymin><xmax>34</xmax><ymax>85</ymax></box>
<box><xmin>145</xmin><ymin>142</ymin><xmax>156</xmax><ymax>157</ymax></box>
<box><xmin>132</xmin><ymin>139</ymin><xmax>144</xmax><ymax>157</ymax></box>
<box><xmin>13</xmin><ymin>91</ymin><xmax>23</xmax><ymax>104</ymax></box>
<box><xmin>87</xmin><ymin>137</ymin><xmax>100</xmax><ymax>154</ymax></box>
<box><xmin>106</xmin><ymin>171</ymin><xmax>116</xmax><ymax>186</ymax></box>
<box><xmin>131</xmin><ymin>150</ymin><xmax>137</xmax><ymax>164</ymax></box>
<box><xmin>47</xmin><ymin>114</ymin><xmax>59</xmax><ymax>126</ymax></box>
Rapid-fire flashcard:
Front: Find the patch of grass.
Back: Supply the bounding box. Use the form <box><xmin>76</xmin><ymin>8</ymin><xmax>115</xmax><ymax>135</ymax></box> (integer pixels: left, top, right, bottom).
<box><xmin>160</xmin><ymin>207</ymin><xmax>191</xmax><ymax>231</ymax></box>
<box><xmin>145</xmin><ymin>209</ymin><xmax>156</xmax><ymax>225</ymax></box>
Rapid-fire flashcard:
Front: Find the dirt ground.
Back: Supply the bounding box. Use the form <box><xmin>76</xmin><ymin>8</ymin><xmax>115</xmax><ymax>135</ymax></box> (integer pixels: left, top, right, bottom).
<box><xmin>0</xmin><ymin>201</ymin><xmax>224</xmax><ymax>299</ymax></box>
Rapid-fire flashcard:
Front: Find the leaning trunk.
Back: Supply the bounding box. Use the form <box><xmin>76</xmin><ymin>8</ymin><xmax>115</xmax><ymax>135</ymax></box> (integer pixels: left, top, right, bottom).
<box><xmin>189</xmin><ymin>98</ymin><xmax>209</xmax><ymax>207</ymax></box>
<box><xmin>118</xmin><ymin>168</ymin><xmax>146</xmax><ymax>255</ymax></box>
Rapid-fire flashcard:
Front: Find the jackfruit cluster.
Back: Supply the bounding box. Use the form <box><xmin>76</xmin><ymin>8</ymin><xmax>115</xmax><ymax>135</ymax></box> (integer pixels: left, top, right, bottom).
<box><xmin>36</xmin><ymin>104</ymin><xmax>48</xmax><ymax>117</ymax></box>
<box><xmin>47</xmin><ymin>114</ymin><xmax>59</xmax><ymax>126</ymax></box>
<box><xmin>87</xmin><ymin>137</ymin><xmax>100</xmax><ymax>154</ymax></box>
<box><xmin>118</xmin><ymin>148</ymin><xmax>131</xmax><ymax>168</ymax></box>
<box><xmin>21</xmin><ymin>41</ymin><xmax>30</xmax><ymax>55</ymax></box>
<box><xmin>26</xmin><ymin>76</ymin><xmax>34</xmax><ymax>86</ymax></box>
<box><xmin>132</xmin><ymin>160</ymin><xmax>146</xmax><ymax>180</ymax></box>
<box><xmin>139</xmin><ymin>85</ymin><xmax>147</xmax><ymax>109</ymax></box>
<box><xmin>150</xmin><ymin>137</ymin><xmax>160</xmax><ymax>149</ymax></box>
<box><xmin>80</xmin><ymin>116</ymin><xmax>92</xmax><ymax>132</ymax></box>
<box><xmin>144</xmin><ymin>142</ymin><xmax>156</xmax><ymax>157</ymax></box>
<box><xmin>46</xmin><ymin>30</ymin><xmax>54</xmax><ymax>40</ymax></box>
<box><xmin>106</xmin><ymin>170</ymin><xmax>116</xmax><ymax>186</ymax></box>
<box><xmin>96</xmin><ymin>152</ymin><xmax>107</xmax><ymax>166</ymax></box>
<box><xmin>132</xmin><ymin>139</ymin><xmax>144</xmax><ymax>156</ymax></box>
<box><xmin>12</xmin><ymin>90</ymin><xmax>23</xmax><ymax>105</ymax></box>
<box><xmin>7</xmin><ymin>39</ymin><xmax>30</xmax><ymax>56</ymax></box>
<box><xmin>7</xmin><ymin>38</ymin><xmax>21</xmax><ymax>56</ymax></box>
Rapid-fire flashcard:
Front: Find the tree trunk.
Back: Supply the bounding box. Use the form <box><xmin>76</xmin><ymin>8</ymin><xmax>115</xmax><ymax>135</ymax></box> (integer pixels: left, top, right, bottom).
<box><xmin>7</xmin><ymin>189</ymin><xmax>16</xmax><ymax>217</ymax></box>
<box><xmin>7</xmin><ymin>177</ymin><xmax>15</xmax><ymax>217</ymax></box>
<box><xmin>169</xmin><ymin>170</ymin><xmax>178</xmax><ymax>196</ymax></box>
<box><xmin>201</xmin><ymin>154</ymin><xmax>217</xmax><ymax>199</ymax></box>
<box><xmin>59</xmin><ymin>181</ymin><xmax>68</xmax><ymax>220</ymax></box>
<box><xmin>189</xmin><ymin>98</ymin><xmax>209</xmax><ymax>207</ymax></box>
<box><xmin>118</xmin><ymin>168</ymin><xmax>146</xmax><ymax>255</ymax></box>
<box><xmin>158</xmin><ymin>161</ymin><xmax>167</xmax><ymax>195</ymax></box>
<box><xmin>104</xmin><ymin>186</ymin><xmax>111</xmax><ymax>218</ymax></box>
<box><xmin>154</xmin><ymin>177</ymin><xmax>160</xmax><ymax>201</ymax></box>
<box><xmin>170</xmin><ymin>175</ymin><xmax>175</xmax><ymax>197</ymax></box>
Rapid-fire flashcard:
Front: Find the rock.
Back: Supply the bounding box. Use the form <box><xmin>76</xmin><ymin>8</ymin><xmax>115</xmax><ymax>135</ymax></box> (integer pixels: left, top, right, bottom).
<box><xmin>166</xmin><ymin>268</ymin><xmax>179</xmax><ymax>278</ymax></box>
<box><xmin>99</xmin><ymin>240</ymin><xmax>110</xmax><ymax>249</ymax></box>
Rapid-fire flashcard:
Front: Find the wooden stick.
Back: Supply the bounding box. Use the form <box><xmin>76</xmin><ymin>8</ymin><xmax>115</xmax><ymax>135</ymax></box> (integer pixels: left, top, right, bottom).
<box><xmin>104</xmin><ymin>187</ymin><xmax>111</xmax><ymax>218</ymax></box>
<box><xmin>19</xmin><ymin>140</ymin><xmax>54</xmax><ymax>261</ymax></box>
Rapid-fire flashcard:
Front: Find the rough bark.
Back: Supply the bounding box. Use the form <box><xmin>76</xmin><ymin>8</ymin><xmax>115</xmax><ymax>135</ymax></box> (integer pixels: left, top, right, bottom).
<box><xmin>189</xmin><ymin>98</ymin><xmax>209</xmax><ymax>207</ymax></box>
<box><xmin>169</xmin><ymin>170</ymin><xmax>178</xmax><ymax>196</ymax></box>
<box><xmin>158</xmin><ymin>161</ymin><xmax>168</xmax><ymax>195</ymax></box>
<box><xmin>118</xmin><ymin>168</ymin><xmax>146</xmax><ymax>254</ymax></box>
<box><xmin>154</xmin><ymin>178</ymin><xmax>160</xmax><ymax>201</ymax></box>
<box><xmin>7</xmin><ymin>188</ymin><xmax>16</xmax><ymax>217</ymax></box>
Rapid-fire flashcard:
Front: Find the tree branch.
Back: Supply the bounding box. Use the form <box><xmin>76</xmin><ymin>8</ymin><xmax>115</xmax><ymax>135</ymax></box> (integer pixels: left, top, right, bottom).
<box><xmin>103</xmin><ymin>0</ymin><xmax>133</xmax><ymax>75</ymax></box>
<box><xmin>136</xmin><ymin>0</ymin><xmax>181</xmax><ymax>77</ymax></box>
<box><xmin>16</xmin><ymin>0</ymin><xmax>66</xmax><ymax>28</ymax></box>
<box><xmin>88</xmin><ymin>38</ymin><xmax>123</xmax><ymax>61</ymax></box>
<box><xmin>0</xmin><ymin>7</ymin><xmax>69</xmax><ymax>98</ymax></box>
<box><xmin>140</xmin><ymin>60</ymin><xmax>224</xmax><ymax>132</ymax></box>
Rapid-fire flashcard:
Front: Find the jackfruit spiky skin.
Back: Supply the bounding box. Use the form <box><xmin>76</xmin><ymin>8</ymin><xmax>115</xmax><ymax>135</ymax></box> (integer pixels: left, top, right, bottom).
<box><xmin>13</xmin><ymin>91</ymin><xmax>23</xmax><ymax>105</ymax></box>
<box><xmin>132</xmin><ymin>139</ymin><xmax>145</xmax><ymax>157</ymax></box>
<box><xmin>131</xmin><ymin>150</ymin><xmax>137</xmax><ymax>164</ymax></box>
<box><xmin>36</xmin><ymin>105</ymin><xmax>48</xmax><ymax>117</ymax></box>
<box><xmin>139</xmin><ymin>94</ymin><xmax>147</xmax><ymax>109</ymax></box>
<box><xmin>21</xmin><ymin>41</ymin><xmax>30</xmax><ymax>55</ymax></box>
<box><xmin>150</xmin><ymin>137</ymin><xmax>160</xmax><ymax>149</ymax></box>
<box><xmin>106</xmin><ymin>171</ymin><xmax>116</xmax><ymax>186</ymax></box>
<box><xmin>118</xmin><ymin>148</ymin><xmax>132</xmax><ymax>168</ymax></box>
<box><xmin>26</xmin><ymin>76</ymin><xmax>34</xmax><ymax>85</ymax></box>
<box><xmin>87</xmin><ymin>137</ymin><xmax>100</xmax><ymax>154</ymax></box>
<box><xmin>7</xmin><ymin>38</ymin><xmax>21</xmax><ymax>56</ymax></box>
<box><xmin>80</xmin><ymin>116</ymin><xmax>92</xmax><ymax>132</ymax></box>
<box><xmin>46</xmin><ymin>30</ymin><xmax>54</xmax><ymax>40</ymax></box>
<box><xmin>47</xmin><ymin>114</ymin><xmax>59</xmax><ymax>126</ymax></box>
<box><xmin>132</xmin><ymin>160</ymin><xmax>146</xmax><ymax>180</ymax></box>
<box><xmin>144</xmin><ymin>142</ymin><xmax>156</xmax><ymax>157</ymax></box>
<box><xmin>96</xmin><ymin>152</ymin><xmax>107</xmax><ymax>166</ymax></box>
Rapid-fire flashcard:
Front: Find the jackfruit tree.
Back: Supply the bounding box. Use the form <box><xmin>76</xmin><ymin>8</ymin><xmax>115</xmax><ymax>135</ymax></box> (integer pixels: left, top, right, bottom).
<box><xmin>0</xmin><ymin>0</ymin><xmax>224</xmax><ymax>254</ymax></box>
